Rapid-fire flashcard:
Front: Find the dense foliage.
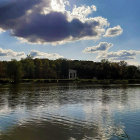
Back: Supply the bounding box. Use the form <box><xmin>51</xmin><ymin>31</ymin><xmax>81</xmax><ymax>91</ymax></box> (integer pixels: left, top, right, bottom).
<box><xmin>0</xmin><ymin>57</ymin><xmax>140</xmax><ymax>82</ymax></box>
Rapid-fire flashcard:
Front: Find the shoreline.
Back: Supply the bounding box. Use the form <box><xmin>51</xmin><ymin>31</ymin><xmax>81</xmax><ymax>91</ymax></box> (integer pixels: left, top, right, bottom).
<box><xmin>0</xmin><ymin>79</ymin><xmax>140</xmax><ymax>84</ymax></box>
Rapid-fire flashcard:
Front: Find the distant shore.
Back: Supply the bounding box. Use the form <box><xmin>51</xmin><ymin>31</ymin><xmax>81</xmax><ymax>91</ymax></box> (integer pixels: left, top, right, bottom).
<box><xmin>0</xmin><ymin>79</ymin><xmax>140</xmax><ymax>84</ymax></box>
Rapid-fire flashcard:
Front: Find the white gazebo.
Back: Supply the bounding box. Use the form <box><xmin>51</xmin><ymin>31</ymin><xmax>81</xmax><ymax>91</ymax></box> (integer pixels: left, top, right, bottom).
<box><xmin>69</xmin><ymin>69</ymin><xmax>77</xmax><ymax>79</ymax></box>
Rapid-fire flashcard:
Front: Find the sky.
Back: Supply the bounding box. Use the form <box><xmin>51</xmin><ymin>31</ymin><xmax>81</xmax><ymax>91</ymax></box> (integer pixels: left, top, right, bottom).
<box><xmin>0</xmin><ymin>0</ymin><xmax>140</xmax><ymax>65</ymax></box>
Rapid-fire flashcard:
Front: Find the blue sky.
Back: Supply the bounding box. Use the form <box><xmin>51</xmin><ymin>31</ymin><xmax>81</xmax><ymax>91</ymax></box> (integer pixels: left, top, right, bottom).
<box><xmin>0</xmin><ymin>0</ymin><xmax>139</xmax><ymax>65</ymax></box>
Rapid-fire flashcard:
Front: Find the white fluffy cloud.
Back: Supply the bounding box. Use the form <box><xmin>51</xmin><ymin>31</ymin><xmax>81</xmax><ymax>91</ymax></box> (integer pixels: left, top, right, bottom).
<box><xmin>0</xmin><ymin>48</ymin><xmax>63</xmax><ymax>60</ymax></box>
<box><xmin>29</xmin><ymin>50</ymin><xmax>64</xmax><ymax>60</ymax></box>
<box><xmin>68</xmin><ymin>5</ymin><xmax>97</xmax><ymax>22</ymax></box>
<box><xmin>0</xmin><ymin>48</ymin><xmax>26</xmax><ymax>60</ymax></box>
<box><xmin>83</xmin><ymin>41</ymin><xmax>140</xmax><ymax>65</ymax></box>
<box><xmin>83</xmin><ymin>42</ymin><xmax>113</xmax><ymax>53</ymax></box>
<box><xmin>0</xmin><ymin>28</ymin><xmax>5</xmax><ymax>33</ymax></box>
<box><xmin>104</xmin><ymin>25</ymin><xmax>123</xmax><ymax>37</ymax></box>
<box><xmin>97</xmin><ymin>50</ymin><xmax>140</xmax><ymax>61</ymax></box>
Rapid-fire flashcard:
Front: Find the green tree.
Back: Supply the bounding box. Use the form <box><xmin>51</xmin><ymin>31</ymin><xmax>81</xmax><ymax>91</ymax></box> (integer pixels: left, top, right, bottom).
<box><xmin>7</xmin><ymin>60</ymin><xmax>23</xmax><ymax>83</ymax></box>
<box><xmin>21</xmin><ymin>57</ymin><xmax>35</xmax><ymax>79</ymax></box>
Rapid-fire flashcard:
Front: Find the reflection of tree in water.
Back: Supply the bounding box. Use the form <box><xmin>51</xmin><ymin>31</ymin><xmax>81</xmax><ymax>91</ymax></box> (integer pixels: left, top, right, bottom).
<box><xmin>0</xmin><ymin>84</ymin><xmax>130</xmax><ymax>110</ymax></box>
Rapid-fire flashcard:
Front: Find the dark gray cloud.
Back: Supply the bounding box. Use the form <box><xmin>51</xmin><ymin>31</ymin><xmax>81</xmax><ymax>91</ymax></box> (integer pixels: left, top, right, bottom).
<box><xmin>13</xmin><ymin>13</ymin><xmax>99</xmax><ymax>43</ymax></box>
<box><xmin>13</xmin><ymin>12</ymin><xmax>70</xmax><ymax>42</ymax></box>
<box><xmin>0</xmin><ymin>0</ymin><xmax>40</xmax><ymax>29</ymax></box>
<box><xmin>0</xmin><ymin>0</ymin><xmax>108</xmax><ymax>44</ymax></box>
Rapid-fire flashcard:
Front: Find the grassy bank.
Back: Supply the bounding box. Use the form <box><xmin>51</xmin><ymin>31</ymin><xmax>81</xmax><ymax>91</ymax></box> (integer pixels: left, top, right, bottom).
<box><xmin>0</xmin><ymin>78</ymin><xmax>140</xmax><ymax>84</ymax></box>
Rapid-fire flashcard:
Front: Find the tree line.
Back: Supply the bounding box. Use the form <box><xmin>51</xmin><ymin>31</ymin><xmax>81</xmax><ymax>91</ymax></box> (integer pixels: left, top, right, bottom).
<box><xmin>0</xmin><ymin>56</ymin><xmax>140</xmax><ymax>82</ymax></box>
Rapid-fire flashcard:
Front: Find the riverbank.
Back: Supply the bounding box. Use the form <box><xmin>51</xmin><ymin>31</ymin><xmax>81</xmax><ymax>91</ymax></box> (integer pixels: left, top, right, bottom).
<box><xmin>0</xmin><ymin>78</ymin><xmax>140</xmax><ymax>84</ymax></box>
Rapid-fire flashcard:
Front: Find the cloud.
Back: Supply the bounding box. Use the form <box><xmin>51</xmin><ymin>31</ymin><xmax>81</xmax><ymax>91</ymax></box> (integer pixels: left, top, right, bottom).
<box><xmin>83</xmin><ymin>42</ymin><xmax>113</xmax><ymax>53</ymax></box>
<box><xmin>83</xmin><ymin>41</ymin><xmax>140</xmax><ymax>65</ymax></box>
<box><xmin>104</xmin><ymin>25</ymin><xmax>123</xmax><ymax>37</ymax></box>
<box><xmin>0</xmin><ymin>48</ymin><xmax>63</xmax><ymax>60</ymax></box>
<box><xmin>29</xmin><ymin>50</ymin><xmax>64</xmax><ymax>59</ymax></box>
<box><xmin>0</xmin><ymin>48</ymin><xmax>26</xmax><ymax>60</ymax></box>
<box><xmin>68</xmin><ymin>5</ymin><xmax>97</xmax><ymax>22</ymax></box>
<box><xmin>0</xmin><ymin>0</ymin><xmax>110</xmax><ymax>44</ymax></box>
<box><xmin>97</xmin><ymin>50</ymin><xmax>140</xmax><ymax>61</ymax></box>
<box><xmin>0</xmin><ymin>0</ymin><xmax>40</xmax><ymax>28</ymax></box>
<box><xmin>0</xmin><ymin>28</ymin><xmax>5</xmax><ymax>33</ymax></box>
<box><xmin>126</xmin><ymin>60</ymin><xmax>140</xmax><ymax>66</ymax></box>
<box><xmin>12</xmin><ymin>13</ymin><xmax>109</xmax><ymax>44</ymax></box>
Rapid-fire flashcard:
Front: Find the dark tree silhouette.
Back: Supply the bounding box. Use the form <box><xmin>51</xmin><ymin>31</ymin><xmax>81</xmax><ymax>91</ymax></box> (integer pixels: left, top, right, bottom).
<box><xmin>0</xmin><ymin>58</ymin><xmax>139</xmax><ymax>81</ymax></box>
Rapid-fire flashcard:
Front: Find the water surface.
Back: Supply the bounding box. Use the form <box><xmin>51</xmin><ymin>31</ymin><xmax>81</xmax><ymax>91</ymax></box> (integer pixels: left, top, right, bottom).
<box><xmin>0</xmin><ymin>83</ymin><xmax>140</xmax><ymax>140</ymax></box>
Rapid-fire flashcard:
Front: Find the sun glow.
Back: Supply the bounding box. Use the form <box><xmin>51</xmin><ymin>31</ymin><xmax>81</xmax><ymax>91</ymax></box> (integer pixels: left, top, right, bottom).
<box><xmin>51</xmin><ymin>0</ymin><xmax>65</xmax><ymax>12</ymax></box>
